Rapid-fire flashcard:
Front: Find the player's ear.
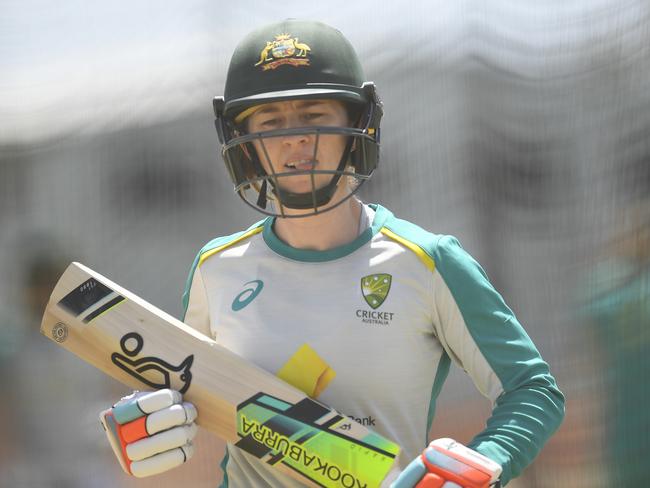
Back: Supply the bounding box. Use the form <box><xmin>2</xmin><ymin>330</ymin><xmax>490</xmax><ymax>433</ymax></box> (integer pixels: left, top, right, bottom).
<box><xmin>232</xmin><ymin>126</ymin><xmax>253</xmax><ymax>161</ymax></box>
<box><xmin>346</xmin><ymin>102</ymin><xmax>363</xmax><ymax>128</ymax></box>
<box><xmin>345</xmin><ymin>103</ymin><xmax>363</xmax><ymax>152</ymax></box>
<box><xmin>241</xmin><ymin>143</ymin><xmax>252</xmax><ymax>160</ymax></box>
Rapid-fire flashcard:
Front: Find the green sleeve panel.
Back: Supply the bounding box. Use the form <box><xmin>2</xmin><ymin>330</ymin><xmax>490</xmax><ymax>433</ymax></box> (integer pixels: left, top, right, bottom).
<box><xmin>431</xmin><ymin>235</ymin><xmax>565</xmax><ymax>485</ymax></box>
<box><xmin>382</xmin><ymin>209</ymin><xmax>564</xmax><ymax>485</ymax></box>
<box><xmin>425</xmin><ymin>353</ymin><xmax>452</xmax><ymax>435</ymax></box>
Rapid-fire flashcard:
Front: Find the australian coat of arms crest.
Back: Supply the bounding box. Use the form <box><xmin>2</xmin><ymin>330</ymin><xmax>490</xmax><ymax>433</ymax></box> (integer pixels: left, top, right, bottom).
<box><xmin>255</xmin><ymin>33</ymin><xmax>311</xmax><ymax>70</ymax></box>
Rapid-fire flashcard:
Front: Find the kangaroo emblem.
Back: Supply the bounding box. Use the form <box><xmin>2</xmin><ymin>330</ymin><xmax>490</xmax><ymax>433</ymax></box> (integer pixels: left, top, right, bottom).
<box><xmin>254</xmin><ymin>33</ymin><xmax>311</xmax><ymax>70</ymax></box>
<box><xmin>111</xmin><ymin>332</ymin><xmax>194</xmax><ymax>394</ymax></box>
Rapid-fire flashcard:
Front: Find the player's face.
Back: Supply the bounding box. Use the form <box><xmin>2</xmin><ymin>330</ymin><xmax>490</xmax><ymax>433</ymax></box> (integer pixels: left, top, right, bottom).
<box><xmin>245</xmin><ymin>99</ymin><xmax>351</xmax><ymax>195</ymax></box>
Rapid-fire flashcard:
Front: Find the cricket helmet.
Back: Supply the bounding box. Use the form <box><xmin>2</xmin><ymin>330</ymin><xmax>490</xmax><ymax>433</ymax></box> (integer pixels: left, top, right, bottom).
<box><xmin>213</xmin><ymin>19</ymin><xmax>382</xmax><ymax>217</ymax></box>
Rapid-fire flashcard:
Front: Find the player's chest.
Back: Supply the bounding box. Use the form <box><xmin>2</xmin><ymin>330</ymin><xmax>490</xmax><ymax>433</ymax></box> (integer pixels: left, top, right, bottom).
<box><xmin>200</xmin><ymin>249</ymin><xmax>436</xmax><ymax>377</ymax></box>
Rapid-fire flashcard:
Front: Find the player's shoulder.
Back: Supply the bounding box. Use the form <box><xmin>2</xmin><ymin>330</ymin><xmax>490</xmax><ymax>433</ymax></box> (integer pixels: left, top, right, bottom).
<box><xmin>195</xmin><ymin>218</ymin><xmax>267</xmax><ymax>263</ymax></box>
<box><xmin>181</xmin><ymin>218</ymin><xmax>267</xmax><ymax>312</ymax></box>
<box><xmin>374</xmin><ymin>204</ymin><xmax>465</xmax><ymax>271</ymax></box>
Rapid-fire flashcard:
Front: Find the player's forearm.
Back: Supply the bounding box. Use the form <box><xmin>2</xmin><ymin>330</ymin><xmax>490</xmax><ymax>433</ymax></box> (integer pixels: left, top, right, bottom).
<box><xmin>429</xmin><ymin>235</ymin><xmax>565</xmax><ymax>483</ymax></box>
<box><xmin>467</xmin><ymin>374</ymin><xmax>565</xmax><ymax>485</ymax></box>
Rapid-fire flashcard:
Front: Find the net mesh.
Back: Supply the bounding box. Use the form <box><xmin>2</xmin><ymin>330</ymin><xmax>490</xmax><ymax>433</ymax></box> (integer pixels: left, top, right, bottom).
<box><xmin>1</xmin><ymin>1</ymin><xmax>649</xmax><ymax>486</ymax></box>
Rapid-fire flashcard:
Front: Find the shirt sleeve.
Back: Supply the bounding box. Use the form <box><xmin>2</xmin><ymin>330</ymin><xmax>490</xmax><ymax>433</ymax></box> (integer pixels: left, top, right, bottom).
<box><xmin>430</xmin><ymin>235</ymin><xmax>565</xmax><ymax>485</ymax></box>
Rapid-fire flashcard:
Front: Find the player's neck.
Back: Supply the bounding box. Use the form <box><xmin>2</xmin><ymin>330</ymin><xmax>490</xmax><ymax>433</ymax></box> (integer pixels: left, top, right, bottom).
<box><xmin>272</xmin><ymin>197</ymin><xmax>363</xmax><ymax>251</ymax></box>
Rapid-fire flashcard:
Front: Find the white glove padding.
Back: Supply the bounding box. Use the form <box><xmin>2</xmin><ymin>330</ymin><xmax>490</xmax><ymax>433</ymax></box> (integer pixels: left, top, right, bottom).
<box><xmin>99</xmin><ymin>389</ymin><xmax>198</xmax><ymax>477</ymax></box>
<box><xmin>390</xmin><ymin>438</ymin><xmax>502</xmax><ymax>488</ymax></box>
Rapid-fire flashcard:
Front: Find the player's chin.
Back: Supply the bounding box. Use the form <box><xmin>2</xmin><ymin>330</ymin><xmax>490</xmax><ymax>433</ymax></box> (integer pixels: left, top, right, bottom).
<box><xmin>275</xmin><ymin>177</ymin><xmax>331</xmax><ymax>194</ymax></box>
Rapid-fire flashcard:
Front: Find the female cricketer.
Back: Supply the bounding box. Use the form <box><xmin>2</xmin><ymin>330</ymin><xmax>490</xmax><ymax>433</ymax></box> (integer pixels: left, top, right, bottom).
<box><xmin>101</xmin><ymin>19</ymin><xmax>565</xmax><ymax>487</ymax></box>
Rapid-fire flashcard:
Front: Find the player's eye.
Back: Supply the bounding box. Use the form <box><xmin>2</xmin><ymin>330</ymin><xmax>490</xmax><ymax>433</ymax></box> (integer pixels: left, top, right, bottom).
<box><xmin>259</xmin><ymin>118</ymin><xmax>280</xmax><ymax>128</ymax></box>
<box><xmin>304</xmin><ymin>112</ymin><xmax>324</xmax><ymax>121</ymax></box>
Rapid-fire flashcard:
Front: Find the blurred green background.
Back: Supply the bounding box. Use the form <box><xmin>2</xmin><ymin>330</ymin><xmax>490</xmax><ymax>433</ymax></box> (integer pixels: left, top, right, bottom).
<box><xmin>1</xmin><ymin>1</ymin><xmax>649</xmax><ymax>486</ymax></box>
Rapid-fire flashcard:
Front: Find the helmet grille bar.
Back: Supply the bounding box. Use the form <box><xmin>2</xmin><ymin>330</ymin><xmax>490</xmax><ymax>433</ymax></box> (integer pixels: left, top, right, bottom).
<box><xmin>310</xmin><ymin>131</ymin><xmax>320</xmax><ymax>212</ymax></box>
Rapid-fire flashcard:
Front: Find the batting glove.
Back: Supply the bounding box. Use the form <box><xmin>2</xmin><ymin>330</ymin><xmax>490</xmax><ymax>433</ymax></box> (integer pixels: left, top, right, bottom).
<box><xmin>390</xmin><ymin>438</ymin><xmax>502</xmax><ymax>488</ymax></box>
<box><xmin>100</xmin><ymin>389</ymin><xmax>197</xmax><ymax>477</ymax></box>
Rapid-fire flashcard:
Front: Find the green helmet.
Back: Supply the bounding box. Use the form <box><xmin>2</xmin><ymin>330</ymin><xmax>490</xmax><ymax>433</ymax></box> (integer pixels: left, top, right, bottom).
<box><xmin>213</xmin><ymin>19</ymin><xmax>382</xmax><ymax>217</ymax></box>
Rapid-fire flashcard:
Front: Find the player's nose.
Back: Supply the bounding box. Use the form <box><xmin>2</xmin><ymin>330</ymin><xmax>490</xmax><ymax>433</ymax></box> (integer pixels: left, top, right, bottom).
<box><xmin>281</xmin><ymin>130</ymin><xmax>311</xmax><ymax>146</ymax></box>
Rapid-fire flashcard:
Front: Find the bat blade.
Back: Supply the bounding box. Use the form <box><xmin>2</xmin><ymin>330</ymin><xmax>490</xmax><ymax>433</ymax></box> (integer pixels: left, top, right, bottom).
<box><xmin>40</xmin><ymin>262</ymin><xmax>400</xmax><ymax>487</ymax></box>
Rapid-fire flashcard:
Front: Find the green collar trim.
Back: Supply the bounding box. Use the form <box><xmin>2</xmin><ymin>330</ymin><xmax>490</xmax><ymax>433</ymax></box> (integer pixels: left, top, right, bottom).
<box><xmin>262</xmin><ymin>204</ymin><xmax>390</xmax><ymax>262</ymax></box>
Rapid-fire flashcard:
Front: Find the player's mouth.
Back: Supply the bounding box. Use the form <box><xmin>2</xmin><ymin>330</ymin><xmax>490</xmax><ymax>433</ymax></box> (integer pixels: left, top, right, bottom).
<box><xmin>284</xmin><ymin>159</ymin><xmax>318</xmax><ymax>171</ymax></box>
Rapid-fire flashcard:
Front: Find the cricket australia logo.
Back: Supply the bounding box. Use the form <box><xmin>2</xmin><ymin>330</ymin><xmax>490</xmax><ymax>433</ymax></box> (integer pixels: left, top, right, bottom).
<box><xmin>361</xmin><ymin>274</ymin><xmax>392</xmax><ymax>309</ymax></box>
<box><xmin>357</xmin><ymin>274</ymin><xmax>395</xmax><ymax>325</ymax></box>
<box><xmin>255</xmin><ymin>33</ymin><xmax>311</xmax><ymax>71</ymax></box>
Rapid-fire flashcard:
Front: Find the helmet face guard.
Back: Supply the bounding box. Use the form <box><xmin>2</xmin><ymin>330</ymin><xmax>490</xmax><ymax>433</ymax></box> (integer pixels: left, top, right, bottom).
<box><xmin>214</xmin><ymin>83</ymin><xmax>382</xmax><ymax>217</ymax></box>
<box><xmin>213</xmin><ymin>20</ymin><xmax>383</xmax><ymax>218</ymax></box>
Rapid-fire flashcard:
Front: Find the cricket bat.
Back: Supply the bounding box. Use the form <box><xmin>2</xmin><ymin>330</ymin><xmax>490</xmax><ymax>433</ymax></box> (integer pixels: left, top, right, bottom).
<box><xmin>40</xmin><ymin>262</ymin><xmax>400</xmax><ymax>488</ymax></box>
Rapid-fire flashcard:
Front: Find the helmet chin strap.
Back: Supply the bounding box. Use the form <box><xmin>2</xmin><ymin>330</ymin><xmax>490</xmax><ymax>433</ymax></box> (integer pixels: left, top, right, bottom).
<box><xmin>256</xmin><ymin>180</ymin><xmax>268</xmax><ymax>209</ymax></box>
